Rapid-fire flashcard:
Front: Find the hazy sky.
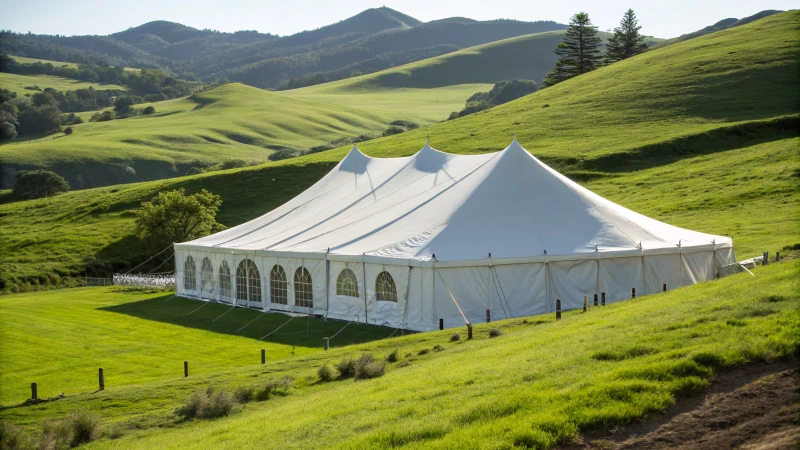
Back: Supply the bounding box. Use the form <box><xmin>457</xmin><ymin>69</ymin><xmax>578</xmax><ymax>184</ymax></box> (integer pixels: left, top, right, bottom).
<box><xmin>2</xmin><ymin>0</ymin><xmax>793</xmax><ymax>39</ymax></box>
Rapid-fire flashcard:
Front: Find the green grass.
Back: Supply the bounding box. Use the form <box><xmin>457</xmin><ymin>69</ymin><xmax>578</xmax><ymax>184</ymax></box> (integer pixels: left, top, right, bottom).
<box><xmin>1</xmin><ymin>259</ymin><xmax>797</xmax><ymax>448</ymax></box>
<box><xmin>0</xmin><ymin>287</ymin><xmax>394</xmax><ymax>406</ymax></box>
<box><xmin>1</xmin><ymin>11</ymin><xmax>797</xmax><ymax>293</ymax></box>
<box><xmin>8</xmin><ymin>55</ymin><xmax>141</xmax><ymax>72</ymax></box>
<box><xmin>0</xmin><ymin>72</ymin><xmax>128</xmax><ymax>97</ymax></box>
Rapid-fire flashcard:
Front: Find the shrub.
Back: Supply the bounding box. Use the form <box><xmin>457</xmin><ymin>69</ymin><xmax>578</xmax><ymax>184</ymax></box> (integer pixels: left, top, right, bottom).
<box><xmin>269</xmin><ymin>149</ymin><xmax>300</xmax><ymax>161</ymax></box>
<box><xmin>387</xmin><ymin>349</ymin><xmax>400</xmax><ymax>363</ymax></box>
<box><xmin>186</xmin><ymin>167</ymin><xmax>205</xmax><ymax>176</ymax></box>
<box><xmin>40</xmin><ymin>419</ymin><xmax>72</xmax><ymax>450</ymax></box>
<box><xmin>337</xmin><ymin>356</ymin><xmax>357</xmax><ymax>378</ymax></box>
<box><xmin>255</xmin><ymin>377</ymin><xmax>293</xmax><ymax>401</ymax></box>
<box><xmin>89</xmin><ymin>110</ymin><xmax>115</xmax><ymax>122</ymax></box>
<box><xmin>450</xmin><ymin>332</ymin><xmax>461</xmax><ymax>342</ymax></box>
<box><xmin>418</xmin><ymin>348</ymin><xmax>430</xmax><ymax>356</ymax></box>
<box><xmin>318</xmin><ymin>363</ymin><xmax>338</xmax><ymax>382</ymax></box>
<box><xmin>0</xmin><ymin>421</ymin><xmax>30</xmax><ymax>450</ymax></box>
<box><xmin>389</xmin><ymin>120</ymin><xmax>419</xmax><ymax>130</ymax></box>
<box><xmin>61</xmin><ymin>113</ymin><xmax>83</xmax><ymax>125</ymax></box>
<box><xmin>143</xmin><ymin>106</ymin><xmax>156</xmax><ymax>115</ymax></box>
<box><xmin>219</xmin><ymin>159</ymin><xmax>247</xmax><ymax>170</ymax></box>
<box><xmin>382</xmin><ymin>125</ymin><xmax>406</xmax><ymax>136</ymax></box>
<box><xmin>67</xmin><ymin>410</ymin><xmax>100</xmax><ymax>446</ymax></box>
<box><xmin>178</xmin><ymin>388</ymin><xmax>237</xmax><ymax>420</ymax></box>
<box><xmin>13</xmin><ymin>170</ymin><xmax>69</xmax><ymax>199</ymax></box>
<box><xmin>488</xmin><ymin>328</ymin><xmax>502</xmax><ymax>338</ymax></box>
<box><xmin>233</xmin><ymin>385</ymin><xmax>255</xmax><ymax>403</ymax></box>
<box><xmin>354</xmin><ymin>353</ymin><xmax>386</xmax><ymax>380</ymax></box>
<box><xmin>433</xmin><ymin>344</ymin><xmax>445</xmax><ymax>352</ymax></box>
<box><xmin>63</xmin><ymin>127</ymin><xmax>73</xmax><ymax>135</ymax></box>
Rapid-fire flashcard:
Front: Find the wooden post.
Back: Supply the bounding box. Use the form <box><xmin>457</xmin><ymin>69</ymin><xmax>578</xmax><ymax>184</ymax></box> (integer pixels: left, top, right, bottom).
<box><xmin>439</xmin><ymin>318</ymin><xmax>444</xmax><ymax>330</ymax></box>
<box><xmin>583</xmin><ymin>296</ymin><xmax>588</xmax><ymax>312</ymax></box>
<box><xmin>486</xmin><ymin>309</ymin><xmax>491</xmax><ymax>323</ymax></box>
<box><xmin>663</xmin><ymin>283</ymin><xmax>667</xmax><ymax>292</ymax></box>
<box><xmin>776</xmin><ymin>251</ymin><xmax>780</xmax><ymax>261</ymax></box>
<box><xmin>593</xmin><ymin>293</ymin><xmax>598</xmax><ymax>306</ymax></box>
<box><xmin>601</xmin><ymin>292</ymin><xmax>606</xmax><ymax>306</ymax></box>
<box><xmin>763</xmin><ymin>252</ymin><xmax>769</xmax><ymax>265</ymax></box>
<box><xmin>184</xmin><ymin>361</ymin><xmax>188</xmax><ymax>378</ymax></box>
<box><xmin>31</xmin><ymin>382</ymin><xmax>38</xmax><ymax>400</ymax></box>
<box><xmin>467</xmin><ymin>324</ymin><xmax>473</xmax><ymax>340</ymax></box>
<box><xmin>632</xmin><ymin>288</ymin><xmax>636</xmax><ymax>299</ymax></box>
<box><xmin>98</xmin><ymin>368</ymin><xmax>104</xmax><ymax>391</ymax></box>
<box><xmin>556</xmin><ymin>299</ymin><xmax>562</xmax><ymax>320</ymax></box>
<box><xmin>261</xmin><ymin>348</ymin><xmax>266</xmax><ymax>364</ymax></box>
<box><xmin>324</xmin><ymin>337</ymin><xmax>329</xmax><ymax>351</ymax></box>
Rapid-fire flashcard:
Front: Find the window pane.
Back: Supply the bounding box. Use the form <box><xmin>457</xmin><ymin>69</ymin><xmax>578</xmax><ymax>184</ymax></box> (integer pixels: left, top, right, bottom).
<box><xmin>270</xmin><ymin>265</ymin><xmax>288</xmax><ymax>305</ymax></box>
<box><xmin>294</xmin><ymin>267</ymin><xmax>313</xmax><ymax>308</ymax></box>
<box><xmin>336</xmin><ymin>268</ymin><xmax>359</xmax><ymax>297</ymax></box>
<box><xmin>375</xmin><ymin>271</ymin><xmax>397</xmax><ymax>302</ymax></box>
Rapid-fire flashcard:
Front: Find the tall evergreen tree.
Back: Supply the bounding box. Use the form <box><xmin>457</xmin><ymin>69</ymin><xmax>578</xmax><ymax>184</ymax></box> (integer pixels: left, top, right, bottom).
<box><xmin>543</xmin><ymin>12</ymin><xmax>602</xmax><ymax>87</ymax></box>
<box><xmin>605</xmin><ymin>9</ymin><xmax>648</xmax><ymax>63</ymax></box>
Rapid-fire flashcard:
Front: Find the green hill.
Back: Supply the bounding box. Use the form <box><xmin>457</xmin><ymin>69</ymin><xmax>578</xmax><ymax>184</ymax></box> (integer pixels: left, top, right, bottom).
<box><xmin>0</xmin><ymin>28</ymin><xmax>588</xmax><ymax>189</ymax></box>
<box><xmin>0</xmin><ymin>11</ymin><xmax>798</xmax><ymax>296</ymax></box>
<box><xmin>0</xmin><ymin>72</ymin><xmax>127</xmax><ymax>97</ymax></box>
<box><xmin>650</xmin><ymin>9</ymin><xmax>783</xmax><ymax>49</ymax></box>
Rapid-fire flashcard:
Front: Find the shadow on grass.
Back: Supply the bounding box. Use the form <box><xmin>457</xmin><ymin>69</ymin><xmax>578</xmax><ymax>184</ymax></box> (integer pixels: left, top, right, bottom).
<box><xmin>98</xmin><ymin>294</ymin><xmax>397</xmax><ymax>349</ymax></box>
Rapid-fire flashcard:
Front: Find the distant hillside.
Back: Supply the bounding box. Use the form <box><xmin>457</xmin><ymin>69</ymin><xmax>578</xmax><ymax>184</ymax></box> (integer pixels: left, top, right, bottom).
<box><xmin>0</xmin><ymin>7</ymin><xmax>566</xmax><ymax>88</ymax></box>
<box><xmin>650</xmin><ymin>9</ymin><xmax>782</xmax><ymax>49</ymax></box>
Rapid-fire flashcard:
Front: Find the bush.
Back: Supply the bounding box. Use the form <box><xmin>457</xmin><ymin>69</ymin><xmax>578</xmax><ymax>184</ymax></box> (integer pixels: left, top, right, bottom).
<box><xmin>268</xmin><ymin>148</ymin><xmax>300</xmax><ymax>161</ymax></box>
<box><xmin>142</xmin><ymin>105</ymin><xmax>156</xmax><ymax>115</ymax></box>
<box><xmin>61</xmin><ymin>113</ymin><xmax>84</xmax><ymax>125</ymax></box>
<box><xmin>41</xmin><ymin>419</ymin><xmax>72</xmax><ymax>450</ymax></box>
<box><xmin>318</xmin><ymin>363</ymin><xmax>338</xmax><ymax>382</ymax></box>
<box><xmin>450</xmin><ymin>332</ymin><xmax>461</xmax><ymax>342</ymax></box>
<box><xmin>233</xmin><ymin>385</ymin><xmax>255</xmax><ymax>403</ymax></box>
<box><xmin>433</xmin><ymin>344</ymin><xmax>445</xmax><ymax>352</ymax></box>
<box><xmin>488</xmin><ymin>328</ymin><xmax>502</xmax><ymax>338</ymax></box>
<box><xmin>219</xmin><ymin>159</ymin><xmax>247</xmax><ymax>170</ymax></box>
<box><xmin>64</xmin><ymin>127</ymin><xmax>73</xmax><ymax>135</ymax></box>
<box><xmin>178</xmin><ymin>388</ymin><xmax>237</xmax><ymax>419</ymax></box>
<box><xmin>0</xmin><ymin>421</ymin><xmax>30</xmax><ymax>450</ymax></box>
<box><xmin>13</xmin><ymin>170</ymin><xmax>69</xmax><ymax>199</ymax></box>
<box><xmin>382</xmin><ymin>125</ymin><xmax>406</xmax><ymax>136</ymax></box>
<box><xmin>186</xmin><ymin>167</ymin><xmax>205</xmax><ymax>176</ymax></box>
<box><xmin>337</xmin><ymin>356</ymin><xmax>357</xmax><ymax>378</ymax></box>
<box><xmin>255</xmin><ymin>377</ymin><xmax>293</xmax><ymax>401</ymax></box>
<box><xmin>387</xmin><ymin>349</ymin><xmax>400</xmax><ymax>363</ymax></box>
<box><xmin>68</xmin><ymin>411</ymin><xmax>100</xmax><ymax>446</ymax></box>
<box><xmin>89</xmin><ymin>110</ymin><xmax>115</xmax><ymax>122</ymax></box>
<box><xmin>418</xmin><ymin>348</ymin><xmax>430</xmax><ymax>356</ymax></box>
<box><xmin>354</xmin><ymin>353</ymin><xmax>386</xmax><ymax>380</ymax></box>
<box><xmin>389</xmin><ymin>120</ymin><xmax>418</xmax><ymax>130</ymax></box>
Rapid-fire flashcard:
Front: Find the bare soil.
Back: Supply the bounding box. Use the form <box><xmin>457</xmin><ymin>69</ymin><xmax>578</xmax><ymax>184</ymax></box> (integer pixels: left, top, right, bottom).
<box><xmin>567</xmin><ymin>362</ymin><xmax>800</xmax><ymax>449</ymax></box>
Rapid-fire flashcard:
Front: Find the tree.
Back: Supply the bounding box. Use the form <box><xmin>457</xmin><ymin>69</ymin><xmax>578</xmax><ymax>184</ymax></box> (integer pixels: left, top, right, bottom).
<box><xmin>606</xmin><ymin>9</ymin><xmax>648</xmax><ymax>63</ymax></box>
<box><xmin>64</xmin><ymin>126</ymin><xmax>73</xmax><ymax>135</ymax></box>
<box><xmin>113</xmin><ymin>96</ymin><xmax>136</xmax><ymax>114</ymax></box>
<box><xmin>0</xmin><ymin>88</ymin><xmax>16</xmax><ymax>103</ymax></box>
<box><xmin>12</xmin><ymin>170</ymin><xmax>70</xmax><ymax>199</ymax></box>
<box><xmin>0</xmin><ymin>121</ymin><xmax>17</xmax><ymax>140</ymax></box>
<box><xmin>134</xmin><ymin>189</ymin><xmax>225</xmax><ymax>251</ymax></box>
<box><xmin>543</xmin><ymin>12</ymin><xmax>603</xmax><ymax>87</ymax></box>
<box><xmin>17</xmin><ymin>104</ymin><xmax>62</xmax><ymax>135</ymax></box>
<box><xmin>142</xmin><ymin>106</ymin><xmax>156</xmax><ymax>115</ymax></box>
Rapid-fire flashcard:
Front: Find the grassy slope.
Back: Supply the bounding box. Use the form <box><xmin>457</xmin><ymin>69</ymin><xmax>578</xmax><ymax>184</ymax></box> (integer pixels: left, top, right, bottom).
<box><xmin>0</xmin><ymin>260</ymin><xmax>797</xmax><ymax>448</ymax></box>
<box><xmin>0</xmin><ymin>288</ymin><xmax>394</xmax><ymax>406</ymax></box>
<box><xmin>8</xmin><ymin>55</ymin><xmax>141</xmax><ymax>72</ymax></box>
<box><xmin>0</xmin><ymin>11</ymin><xmax>797</xmax><ymax>293</ymax></box>
<box><xmin>0</xmin><ymin>72</ymin><xmax>127</xmax><ymax>97</ymax></box>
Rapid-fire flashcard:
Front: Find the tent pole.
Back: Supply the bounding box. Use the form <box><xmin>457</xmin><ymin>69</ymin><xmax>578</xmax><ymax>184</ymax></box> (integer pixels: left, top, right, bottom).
<box><xmin>362</xmin><ymin>254</ymin><xmax>368</xmax><ymax>324</ymax></box>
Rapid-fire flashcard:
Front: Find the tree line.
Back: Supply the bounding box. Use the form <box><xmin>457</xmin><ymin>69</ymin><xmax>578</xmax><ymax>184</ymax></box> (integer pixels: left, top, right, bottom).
<box><xmin>544</xmin><ymin>9</ymin><xmax>649</xmax><ymax>87</ymax></box>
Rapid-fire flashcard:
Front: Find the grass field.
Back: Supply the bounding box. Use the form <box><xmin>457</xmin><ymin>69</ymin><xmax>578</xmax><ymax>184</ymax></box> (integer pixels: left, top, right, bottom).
<box><xmin>1</xmin><ymin>11</ymin><xmax>797</xmax><ymax>294</ymax></box>
<box><xmin>0</xmin><ymin>259</ymin><xmax>797</xmax><ymax>448</ymax></box>
<box><xmin>0</xmin><ymin>72</ymin><xmax>127</xmax><ymax>97</ymax></box>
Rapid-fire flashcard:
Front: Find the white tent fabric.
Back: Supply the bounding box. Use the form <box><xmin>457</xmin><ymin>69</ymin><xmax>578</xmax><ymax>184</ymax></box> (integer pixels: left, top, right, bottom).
<box><xmin>174</xmin><ymin>140</ymin><xmax>735</xmax><ymax>330</ymax></box>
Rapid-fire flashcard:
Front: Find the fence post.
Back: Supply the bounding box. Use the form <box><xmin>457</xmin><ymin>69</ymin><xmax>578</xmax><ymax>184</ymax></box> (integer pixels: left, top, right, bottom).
<box><xmin>98</xmin><ymin>368</ymin><xmax>104</xmax><ymax>391</ymax></box>
<box><xmin>593</xmin><ymin>293</ymin><xmax>598</xmax><ymax>306</ymax></box>
<box><xmin>556</xmin><ymin>299</ymin><xmax>562</xmax><ymax>320</ymax></box>
<box><xmin>486</xmin><ymin>309</ymin><xmax>491</xmax><ymax>323</ymax></box>
<box><xmin>632</xmin><ymin>288</ymin><xmax>636</xmax><ymax>299</ymax></box>
<box><xmin>439</xmin><ymin>318</ymin><xmax>444</xmax><ymax>330</ymax></box>
<box><xmin>776</xmin><ymin>251</ymin><xmax>780</xmax><ymax>261</ymax></box>
<box><xmin>467</xmin><ymin>324</ymin><xmax>473</xmax><ymax>340</ymax></box>
<box><xmin>763</xmin><ymin>252</ymin><xmax>769</xmax><ymax>265</ymax></box>
<box><xmin>31</xmin><ymin>382</ymin><xmax>38</xmax><ymax>400</ymax></box>
<box><xmin>184</xmin><ymin>361</ymin><xmax>188</xmax><ymax>378</ymax></box>
<box><xmin>324</xmin><ymin>338</ymin><xmax>329</xmax><ymax>351</ymax></box>
<box><xmin>663</xmin><ymin>283</ymin><xmax>667</xmax><ymax>292</ymax></box>
<box><xmin>583</xmin><ymin>296</ymin><xmax>588</xmax><ymax>312</ymax></box>
<box><xmin>261</xmin><ymin>348</ymin><xmax>266</xmax><ymax>363</ymax></box>
<box><xmin>601</xmin><ymin>292</ymin><xmax>606</xmax><ymax>306</ymax></box>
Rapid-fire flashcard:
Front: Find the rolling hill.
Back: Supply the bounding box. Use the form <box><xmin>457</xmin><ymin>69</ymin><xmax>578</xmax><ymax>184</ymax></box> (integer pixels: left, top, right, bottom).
<box><xmin>0</xmin><ymin>28</ymin><xmax>592</xmax><ymax>189</ymax></box>
<box><xmin>0</xmin><ymin>11</ymin><xmax>797</xmax><ymax>294</ymax></box>
<box><xmin>0</xmin><ymin>7</ymin><xmax>567</xmax><ymax>88</ymax></box>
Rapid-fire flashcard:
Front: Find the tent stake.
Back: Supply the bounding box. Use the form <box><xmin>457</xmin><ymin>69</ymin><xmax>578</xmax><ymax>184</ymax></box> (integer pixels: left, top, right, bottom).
<box><xmin>601</xmin><ymin>292</ymin><xmax>606</xmax><ymax>306</ymax></box>
<box><xmin>593</xmin><ymin>293</ymin><xmax>598</xmax><ymax>306</ymax></box>
<box><xmin>583</xmin><ymin>296</ymin><xmax>588</xmax><ymax>312</ymax></box>
<box><xmin>556</xmin><ymin>299</ymin><xmax>562</xmax><ymax>320</ymax></box>
<box><xmin>632</xmin><ymin>288</ymin><xmax>636</xmax><ymax>299</ymax></box>
<box><xmin>439</xmin><ymin>318</ymin><xmax>444</xmax><ymax>330</ymax></box>
<box><xmin>486</xmin><ymin>309</ymin><xmax>490</xmax><ymax>323</ymax></box>
<box><xmin>663</xmin><ymin>283</ymin><xmax>667</xmax><ymax>292</ymax></box>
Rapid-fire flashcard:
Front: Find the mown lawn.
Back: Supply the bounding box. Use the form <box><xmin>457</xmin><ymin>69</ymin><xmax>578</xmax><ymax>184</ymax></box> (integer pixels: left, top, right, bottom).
<box><xmin>0</xmin><ymin>259</ymin><xmax>797</xmax><ymax>448</ymax></box>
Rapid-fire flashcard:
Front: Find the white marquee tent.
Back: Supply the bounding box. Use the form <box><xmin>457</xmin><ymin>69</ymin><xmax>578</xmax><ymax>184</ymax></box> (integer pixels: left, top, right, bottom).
<box><xmin>174</xmin><ymin>140</ymin><xmax>735</xmax><ymax>330</ymax></box>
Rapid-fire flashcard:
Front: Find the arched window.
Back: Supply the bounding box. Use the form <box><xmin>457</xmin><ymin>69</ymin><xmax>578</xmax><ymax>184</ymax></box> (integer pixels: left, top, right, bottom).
<box><xmin>184</xmin><ymin>256</ymin><xmax>196</xmax><ymax>291</ymax></box>
<box><xmin>294</xmin><ymin>267</ymin><xmax>313</xmax><ymax>308</ymax></box>
<box><xmin>200</xmin><ymin>257</ymin><xmax>214</xmax><ymax>295</ymax></box>
<box><xmin>219</xmin><ymin>260</ymin><xmax>231</xmax><ymax>300</ymax></box>
<box><xmin>236</xmin><ymin>259</ymin><xmax>261</xmax><ymax>303</ymax></box>
<box><xmin>270</xmin><ymin>265</ymin><xmax>288</xmax><ymax>305</ymax></box>
<box><xmin>375</xmin><ymin>271</ymin><xmax>397</xmax><ymax>302</ymax></box>
<box><xmin>336</xmin><ymin>268</ymin><xmax>359</xmax><ymax>297</ymax></box>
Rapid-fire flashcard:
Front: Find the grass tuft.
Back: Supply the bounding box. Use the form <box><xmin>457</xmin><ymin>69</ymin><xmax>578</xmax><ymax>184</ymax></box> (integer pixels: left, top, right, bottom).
<box><xmin>488</xmin><ymin>328</ymin><xmax>502</xmax><ymax>338</ymax></box>
<box><xmin>386</xmin><ymin>349</ymin><xmax>399</xmax><ymax>363</ymax></box>
<box><xmin>592</xmin><ymin>345</ymin><xmax>656</xmax><ymax>361</ymax></box>
<box><xmin>354</xmin><ymin>354</ymin><xmax>386</xmax><ymax>380</ymax></box>
<box><xmin>450</xmin><ymin>332</ymin><xmax>461</xmax><ymax>342</ymax></box>
<box><xmin>317</xmin><ymin>363</ymin><xmax>338</xmax><ymax>382</ymax></box>
<box><xmin>336</xmin><ymin>356</ymin><xmax>357</xmax><ymax>379</ymax></box>
<box><xmin>255</xmin><ymin>377</ymin><xmax>293</xmax><ymax>401</ymax></box>
<box><xmin>178</xmin><ymin>388</ymin><xmax>237</xmax><ymax>420</ymax></box>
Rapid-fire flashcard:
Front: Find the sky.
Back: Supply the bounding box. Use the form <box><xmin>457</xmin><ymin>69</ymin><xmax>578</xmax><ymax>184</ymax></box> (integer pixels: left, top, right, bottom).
<box><xmin>2</xmin><ymin>0</ymin><xmax>794</xmax><ymax>39</ymax></box>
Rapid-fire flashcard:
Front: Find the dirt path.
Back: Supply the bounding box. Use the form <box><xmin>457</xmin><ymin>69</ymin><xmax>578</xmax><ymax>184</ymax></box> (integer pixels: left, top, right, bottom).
<box><xmin>568</xmin><ymin>362</ymin><xmax>799</xmax><ymax>449</ymax></box>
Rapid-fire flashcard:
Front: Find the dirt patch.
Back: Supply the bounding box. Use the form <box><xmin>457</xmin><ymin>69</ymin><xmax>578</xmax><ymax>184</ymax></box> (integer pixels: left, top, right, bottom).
<box><xmin>568</xmin><ymin>362</ymin><xmax>799</xmax><ymax>449</ymax></box>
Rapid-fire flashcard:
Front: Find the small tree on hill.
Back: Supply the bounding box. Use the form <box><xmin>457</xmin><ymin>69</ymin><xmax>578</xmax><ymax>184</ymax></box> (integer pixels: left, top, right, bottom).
<box><xmin>606</xmin><ymin>9</ymin><xmax>648</xmax><ymax>63</ymax></box>
<box><xmin>12</xmin><ymin>170</ymin><xmax>70</xmax><ymax>199</ymax></box>
<box><xmin>134</xmin><ymin>189</ymin><xmax>225</xmax><ymax>251</ymax></box>
<box><xmin>543</xmin><ymin>12</ymin><xmax>603</xmax><ymax>87</ymax></box>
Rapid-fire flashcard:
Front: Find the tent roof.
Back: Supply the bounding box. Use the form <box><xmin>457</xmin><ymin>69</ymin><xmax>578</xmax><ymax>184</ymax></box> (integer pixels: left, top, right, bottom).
<box><xmin>177</xmin><ymin>140</ymin><xmax>731</xmax><ymax>263</ymax></box>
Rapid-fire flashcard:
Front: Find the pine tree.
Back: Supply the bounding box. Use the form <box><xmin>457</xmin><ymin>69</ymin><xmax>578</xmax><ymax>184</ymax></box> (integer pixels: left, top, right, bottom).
<box><xmin>542</xmin><ymin>12</ymin><xmax>603</xmax><ymax>87</ymax></box>
<box><xmin>605</xmin><ymin>9</ymin><xmax>648</xmax><ymax>63</ymax></box>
